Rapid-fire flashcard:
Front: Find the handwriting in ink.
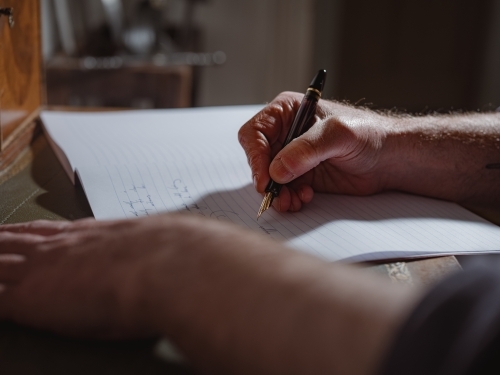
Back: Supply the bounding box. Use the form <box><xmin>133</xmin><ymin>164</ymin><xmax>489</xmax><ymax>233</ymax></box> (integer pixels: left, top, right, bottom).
<box><xmin>210</xmin><ymin>210</ymin><xmax>239</xmax><ymax>222</ymax></box>
<box><xmin>123</xmin><ymin>201</ymin><xmax>133</xmax><ymax>209</ymax></box>
<box><xmin>129</xmin><ymin>184</ymin><xmax>146</xmax><ymax>193</ymax></box>
<box><xmin>168</xmin><ymin>179</ymin><xmax>186</xmax><ymax>190</ymax></box>
<box><xmin>123</xmin><ymin>200</ymin><xmax>143</xmax><ymax>210</ymax></box>
<box><xmin>139</xmin><ymin>208</ymin><xmax>154</xmax><ymax>215</ymax></box>
<box><xmin>146</xmin><ymin>195</ymin><xmax>155</xmax><ymax>207</ymax></box>
<box><xmin>258</xmin><ymin>226</ymin><xmax>278</xmax><ymax>235</ymax></box>
<box><xmin>189</xmin><ymin>203</ymin><xmax>206</xmax><ymax>210</ymax></box>
<box><xmin>169</xmin><ymin>179</ymin><xmax>191</xmax><ymax>199</ymax></box>
<box><xmin>122</xmin><ymin>186</ymin><xmax>158</xmax><ymax>218</ymax></box>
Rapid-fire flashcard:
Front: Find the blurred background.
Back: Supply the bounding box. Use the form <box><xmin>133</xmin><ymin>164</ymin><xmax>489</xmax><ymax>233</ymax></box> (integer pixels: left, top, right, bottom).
<box><xmin>41</xmin><ymin>0</ymin><xmax>500</xmax><ymax>112</ymax></box>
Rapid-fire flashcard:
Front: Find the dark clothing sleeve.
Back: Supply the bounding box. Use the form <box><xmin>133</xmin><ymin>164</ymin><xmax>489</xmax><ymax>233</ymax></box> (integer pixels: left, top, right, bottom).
<box><xmin>380</xmin><ymin>257</ymin><xmax>500</xmax><ymax>375</ymax></box>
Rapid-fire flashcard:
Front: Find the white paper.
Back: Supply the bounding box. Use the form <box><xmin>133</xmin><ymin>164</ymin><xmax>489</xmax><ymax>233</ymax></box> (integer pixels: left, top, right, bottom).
<box><xmin>41</xmin><ymin>107</ymin><xmax>500</xmax><ymax>262</ymax></box>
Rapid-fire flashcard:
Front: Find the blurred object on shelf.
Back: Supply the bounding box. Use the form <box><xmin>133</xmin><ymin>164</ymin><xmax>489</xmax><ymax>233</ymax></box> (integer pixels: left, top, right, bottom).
<box><xmin>47</xmin><ymin>51</ymin><xmax>226</xmax><ymax>71</ymax></box>
<box><xmin>101</xmin><ymin>0</ymin><xmax>125</xmax><ymax>46</ymax></box>
<box><xmin>43</xmin><ymin>0</ymin><xmax>219</xmax><ymax>108</ymax></box>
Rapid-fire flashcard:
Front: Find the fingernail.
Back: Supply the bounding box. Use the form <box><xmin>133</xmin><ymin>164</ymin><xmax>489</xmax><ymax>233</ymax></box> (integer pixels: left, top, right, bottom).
<box><xmin>253</xmin><ymin>174</ymin><xmax>258</xmax><ymax>190</ymax></box>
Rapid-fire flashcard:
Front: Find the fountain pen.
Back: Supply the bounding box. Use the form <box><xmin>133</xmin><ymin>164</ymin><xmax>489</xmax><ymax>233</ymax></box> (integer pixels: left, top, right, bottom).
<box><xmin>257</xmin><ymin>69</ymin><xmax>327</xmax><ymax>219</ymax></box>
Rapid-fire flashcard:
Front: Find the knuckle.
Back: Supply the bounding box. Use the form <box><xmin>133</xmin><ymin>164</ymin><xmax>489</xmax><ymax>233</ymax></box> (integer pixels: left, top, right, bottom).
<box><xmin>239</xmin><ymin>113</ymin><xmax>276</xmax><ymax>148</ymax></box>
<box><xmin>72</xmin><ymin>218</ymin><xmax>95</xmax><ymax>228</ymax></box>
<box><xmin>247</xmin><ymin>147</ymin><xmax>269</xmax><ymax>170</ymax></box>
<box><xmin>275</xmin><ymin>91</ymin><xmax>303</xmax><ymax>104</ymax></box>
<box><xmin>237</xmin><ymin>124</ymin><xmax>250</xmax><ymax>146</ymax></box>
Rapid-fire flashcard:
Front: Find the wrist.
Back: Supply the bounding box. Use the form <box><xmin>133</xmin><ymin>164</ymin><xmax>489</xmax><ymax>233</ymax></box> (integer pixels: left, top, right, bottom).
<box><xmin>117</xmin><ymin>214</ymin><xmax>205</xmax><ymax>337</ymax></box>
<box><xmin>377</xmin><ymin>113</ymin><xmax>494</xmax><ymax>201</ymax></box>
<box><xmin>378</xmin><ymin>115</ymin><xmax>419</xmax><ymax>192</ymax></box>
<box><xmin>378</xmin><ymin>115</ymin><xmax>452</xmax><ymax>195</ymax></box>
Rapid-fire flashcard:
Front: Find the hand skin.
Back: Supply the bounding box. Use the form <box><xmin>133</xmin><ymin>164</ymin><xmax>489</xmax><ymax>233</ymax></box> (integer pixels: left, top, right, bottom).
<box><xmin>0</xmin><ymin>216</ymin><xmax>423</xmax><ymax>375</ymax></box>
<box><xmin>239</xmin><ymin>92</ymin><xmax>500</xmax><ymax>212</ymax></box>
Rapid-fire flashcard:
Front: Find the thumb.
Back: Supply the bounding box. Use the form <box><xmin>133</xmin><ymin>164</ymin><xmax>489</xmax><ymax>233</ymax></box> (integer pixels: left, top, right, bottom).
<box><xmin>269</xmin><ymin>118</ymin><xmax>342</xmax><ymax>183</ymax></box>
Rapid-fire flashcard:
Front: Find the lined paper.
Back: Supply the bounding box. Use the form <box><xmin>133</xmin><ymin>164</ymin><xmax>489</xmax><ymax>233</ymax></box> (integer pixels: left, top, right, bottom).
<box><xmin>41</xmin><ymin>107</ymin><xmax>500</xmax><ymax>262</ymax></box>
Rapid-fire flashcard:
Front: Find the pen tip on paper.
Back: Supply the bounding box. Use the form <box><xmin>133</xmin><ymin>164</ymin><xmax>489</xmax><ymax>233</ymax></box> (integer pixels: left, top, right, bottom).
<box><xmin>257</xmin><ymin>192</ymin><xmax>273</xmax><ymax>220</ymax></box>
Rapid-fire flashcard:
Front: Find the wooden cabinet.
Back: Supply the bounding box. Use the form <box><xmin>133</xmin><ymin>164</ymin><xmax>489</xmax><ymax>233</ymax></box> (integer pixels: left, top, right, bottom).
<box><xmin>0</xmin><ymin>0</ymin><xmax>42</xmax><ymax>168</ymax></box>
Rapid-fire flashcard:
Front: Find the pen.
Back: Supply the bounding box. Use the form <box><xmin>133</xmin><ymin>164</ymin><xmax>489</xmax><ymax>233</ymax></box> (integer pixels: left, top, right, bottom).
<box><xmin>257</xmin><ymin>69</ymin><xmax>327</xmax><ymax>219</ymax></box>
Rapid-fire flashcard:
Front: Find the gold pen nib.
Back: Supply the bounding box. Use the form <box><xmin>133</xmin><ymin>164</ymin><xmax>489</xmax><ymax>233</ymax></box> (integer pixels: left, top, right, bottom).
<box><xmin>257</xmin><ymin>192</ymin><xmax>274</xmax><ymax>220</ymax></box>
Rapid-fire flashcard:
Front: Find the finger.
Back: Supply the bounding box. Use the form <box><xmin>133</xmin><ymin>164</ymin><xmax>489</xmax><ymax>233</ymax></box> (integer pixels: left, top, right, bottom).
<box><xmin>272</xmin><ymin>186</ymin><xmax>291</xmax><ymax>212</ymax></box>
<box><xmin>71</xmin><ymin>217</ymin><xmax>97</xmax><ymax>226</ymax></box>
<box><xmin>288</xmin><ymin>189</ymin><xmax>303</xmax><ymax>212</ymax></box>
<box><xmin>0</xmin><ymin>232</ymin><xmax>47</xmax><ymax>254</ymax></box>
<box><xmin>273</xmin><ymin>186</ymin><xmax>301</xmax><ymax>212</ymax></box>
<box><xmin>0</xmin><ymin>219</ymin><xmax>102</xmax><ymax>239</ymax></box>
<box><xmin>0</xmin><ymin>254</ymin><xmax>26</xmax><ymax>263</ymax></box>
<box><xmin>0</xmin><ymin>220</ymin><xmax>72</xmax><ymax>236</ymax></box>
<box><xmin>297</xmin><ymin>184</ymin><xmax>314</xmax><ymax>204</ymax></box>
<box><xmin>272</xmin><ymin>181</ymin><xmax>315</xmax><ymax>213</ymax></box>
<box><xmin>0</xmin><ymin>254</ymin><xmax>28</xmax><ymax>283</ymax></box>
<box><xmin>238</xmin><ymin>92</ymin><xmax>302</xmax><ymax>193</ymax></box>
<box><xmin>64</xmin><ymin>217</ymin><xmax>100</xmax><ymax>232</ymax></box>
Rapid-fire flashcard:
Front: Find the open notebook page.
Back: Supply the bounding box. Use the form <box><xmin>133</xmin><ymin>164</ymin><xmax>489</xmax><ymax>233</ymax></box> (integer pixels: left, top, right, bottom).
<box><xmin>41</xmin><ymin>107</ymin><xmax>500</xmax><ymax>262</ymax></box>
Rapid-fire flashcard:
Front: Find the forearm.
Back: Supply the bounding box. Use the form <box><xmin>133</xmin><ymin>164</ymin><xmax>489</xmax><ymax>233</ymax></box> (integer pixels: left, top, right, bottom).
<box><xmin>140</xmin><ymin>215</ymin><xmax>423</xmax><ymax>375</ymax></box>
<box><xmin>382</xmin><ymin>112</ymin><xmax>500</xmax><ymax>205</ymax></box>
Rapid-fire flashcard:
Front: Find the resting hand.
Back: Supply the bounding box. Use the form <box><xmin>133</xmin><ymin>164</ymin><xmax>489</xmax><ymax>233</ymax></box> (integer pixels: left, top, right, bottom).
<box><xmin>238</xmin><ymin>92</ymin><xmax>392</xmax><ymax>212</ymax></box>
<box><xmin>0</xmin><ymin>217</ymin><xmax>180</xmax><ymax>338</ymax></box>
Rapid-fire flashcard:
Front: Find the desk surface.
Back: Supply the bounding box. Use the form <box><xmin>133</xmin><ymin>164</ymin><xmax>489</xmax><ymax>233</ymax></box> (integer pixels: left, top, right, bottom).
<box><xmin>0</xmin><ymin>129</ymin><xmax>465</xmax><ymax>374</ymax></box>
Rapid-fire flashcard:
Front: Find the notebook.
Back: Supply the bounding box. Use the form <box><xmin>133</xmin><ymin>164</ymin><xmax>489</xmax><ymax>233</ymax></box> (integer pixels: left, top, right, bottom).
<box><xmin>40</xmin><ymin>106</ymin><xmax>500</xmax><ymax>262</ymax></box>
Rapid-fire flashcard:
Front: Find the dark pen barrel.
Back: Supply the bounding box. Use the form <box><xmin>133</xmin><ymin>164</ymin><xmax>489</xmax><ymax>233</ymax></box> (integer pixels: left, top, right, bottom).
<box><xmin>282</xmin><ymin>90</ymin><xmax>320</xmax><ymax>146</ymax></box>
<box><xmin>265</xmin><ymin>89</ymin><xmax>320</xmax><ymax>198</ymax></box>
<box><xmin>257</xmin><ymin>70</ymin><xmax>326</xmax><ymax>219</ymax></box>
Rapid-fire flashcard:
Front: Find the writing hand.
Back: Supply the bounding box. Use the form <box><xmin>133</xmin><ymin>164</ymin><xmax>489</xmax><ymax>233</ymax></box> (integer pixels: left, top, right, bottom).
<box><xmin>238</xmin><ymin>92</ymin><xmax>392</xmax><ymax>212</ymax></box>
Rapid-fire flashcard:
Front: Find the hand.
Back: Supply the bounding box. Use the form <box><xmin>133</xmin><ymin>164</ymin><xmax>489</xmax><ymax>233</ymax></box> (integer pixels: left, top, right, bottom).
<box><xmin>238</xmin><ymin>92</ymin><xmax>393</xmax><ymax>212</ymax></box>
<box><xmin>0</xmin><ymin>214</ymin><xmax>303</xmax><ymax>341</ymax></box>
<box><xmin>0</xmin><ymin>217</ymin><xmax>183</xmax><ymax>338</ymax></box>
